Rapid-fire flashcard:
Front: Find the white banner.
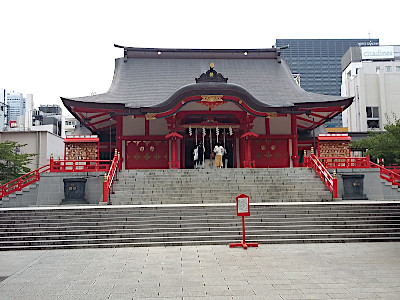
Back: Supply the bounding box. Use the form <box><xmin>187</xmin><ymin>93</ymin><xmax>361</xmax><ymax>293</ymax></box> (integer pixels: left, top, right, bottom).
<box><xmin>361</xmin><ymin>46</ymin><xmax>394</xmax><ymax>60</ymax></box>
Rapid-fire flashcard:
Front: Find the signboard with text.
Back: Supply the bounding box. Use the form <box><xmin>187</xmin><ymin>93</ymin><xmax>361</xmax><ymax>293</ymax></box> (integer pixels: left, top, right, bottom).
<box><xmin>230</xmin><ymin>193</ymin><xmax>258</xmax><ymax>249</ymax></box>
<box><xmin>236</xmin><ymin>194</ymin><xmax>250</xmax><ymax>217</ymax></box>
<box><xmin>361</xmin><ymin>46</ymin><xmax>394</xmax><ymax>60</ymax></box>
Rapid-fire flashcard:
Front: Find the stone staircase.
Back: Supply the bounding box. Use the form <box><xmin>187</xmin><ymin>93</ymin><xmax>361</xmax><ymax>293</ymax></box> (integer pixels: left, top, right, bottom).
<box><xmin>1</xmin><ymin>203</ymin><xmax>400</xmax><ymax>250</ymax></box>
<box><xmin>111</xmin><ymin>168</ymin><xmax>333</xmax><ymax>205</ymax></box>
<box><xmin>0</xmin><ymin>183</ymin><xmax>39</xmax><ymax>208</ymax></box>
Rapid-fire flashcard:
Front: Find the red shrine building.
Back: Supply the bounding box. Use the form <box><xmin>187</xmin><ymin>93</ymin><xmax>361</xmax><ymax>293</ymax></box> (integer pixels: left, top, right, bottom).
<box><xmin>61</xmin><ymin>46</ymin><xmax>353</xmax><ymax>169</ymax></box>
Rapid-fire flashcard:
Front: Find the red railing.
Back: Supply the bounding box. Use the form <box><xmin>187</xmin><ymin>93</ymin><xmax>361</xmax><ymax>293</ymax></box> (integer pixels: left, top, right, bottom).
<box><xmin>386</xmin><ymin>165</ymin><xmax>400</xmax><ymax>174</ymax></box>
<box><xmin>103</xmin><ymin>151</ymin><xmax>120</xmax><ymax>203</ymax></box>
<box><xmin>308</xmin><ymin>154</ymin><xmax>338</xmax><ymax>198</ymax></box>
<box><xmin>370</xmin><ymin>161</ymin><xmax>400</xmax><ymax>187</ymax></box>
<box><xmin>50</xmin><ymin>157</ymin><xmax>110</xmax><ymax>173</ymax></box>
<box><xmin>0</xmin><ymin>164</ymin><xmax>50</xmax><ymax>198</ymax></box>
<box><xmin>1</xmin><ymin>156</ymin><xmax>114</xmax><ymax>199</ymax></box>
<box><xmin>316</xmin><ymin>155</ymin><xmax>400</xmax><ymax>188</ymax></box>
<box><xmin>318</xmin><ymin>156</ymin><xmax>371</xmax><ymax>169</ymax></box>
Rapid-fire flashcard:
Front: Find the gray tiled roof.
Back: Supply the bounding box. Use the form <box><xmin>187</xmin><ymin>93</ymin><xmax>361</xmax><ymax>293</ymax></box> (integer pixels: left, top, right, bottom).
<box><xmin>66</xmin><ymin>56</ymin><xmax>345</xmax><ymax>109</ymax></box>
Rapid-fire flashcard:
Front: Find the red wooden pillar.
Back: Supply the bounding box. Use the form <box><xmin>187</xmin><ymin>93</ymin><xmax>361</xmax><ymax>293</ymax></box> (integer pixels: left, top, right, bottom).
<box><xmin>240</xmin><ymin>131</ymin><xmax>259</xmax><ymax>168</ymax></box>
<box><xmin>116</xmin><ymin>116</ymin><xmax>123</xmax><ymax>169</ymax></box>
<box><xmin>165</xmin><ymin>132</ymin><xmax>183</xmax><ymax>169</ymax></box>
<box><xmin>291</xmin><ymin>114</ymin><xmax>299</xmax><ymax>167</ymax></box>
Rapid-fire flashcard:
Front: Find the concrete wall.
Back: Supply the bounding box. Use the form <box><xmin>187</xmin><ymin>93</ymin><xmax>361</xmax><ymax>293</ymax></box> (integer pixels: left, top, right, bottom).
<box><xmin>1</xmin><ymin>172</ymin><xmax>104</xmax><ymax>208</ymax></box>
<box><xmin>336</xmin><ymin>168</ymin><xmax>400</xmax><ymax>200</ymax></box>
<box><xmin>36</xmin><ymin>172</ymin><xmax>104</xmax><ymax>205</ymax></box>
<box><xmin>46</xmin><ymin>133</ymin><xmax>64</xmax><ymax>160</ymax></box>
<box><xmin>0</xmin><ymin>130</ymin><xmax>64</xmax><ymax>170</ymax></box>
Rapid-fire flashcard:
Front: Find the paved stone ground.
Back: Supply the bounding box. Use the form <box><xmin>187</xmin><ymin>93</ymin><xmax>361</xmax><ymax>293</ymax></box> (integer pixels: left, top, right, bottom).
<box><xmin>0</xmin><ymin>243</ymin><xmax>400</xmax><ymax>299</ymax></box>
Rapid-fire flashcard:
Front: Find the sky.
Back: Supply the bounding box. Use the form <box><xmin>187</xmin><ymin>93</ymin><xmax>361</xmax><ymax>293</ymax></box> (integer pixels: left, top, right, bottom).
<box><xmin>1</xmin><ymin>0</ymin><xmax>399</xmax><ymax>115</ymax></box>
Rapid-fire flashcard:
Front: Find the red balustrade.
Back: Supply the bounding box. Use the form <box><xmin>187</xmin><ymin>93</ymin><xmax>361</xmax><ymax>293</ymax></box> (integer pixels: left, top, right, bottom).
<box><xmin>50</xmin><ymin>157</ymin><xmax>110</xmax><ymax>173</ymax></box>
<box><xmin>1</xmin><ymin>156</ymin><xmax>113</xmax><ymax>199</ymax></box>
<box><xmin>386</xmin><ymin>165</ymin><xmax>400</xmax><ymax>174</ymax></box>
<box><xmin>318</xmin><ymin>156</ymin><xmax>371</xmax><ymax>169</ymax></box>
<box><xmin>312</xmin><ymin>155</ymin><xmax>400</xmax><ymax>188</ymax></box>
<box><xmin>0</xmin><ymin>164</ymin><xmax>50</xmax><ymax>198</ymax></box>
<box><xmin>103</xmin><ymin>151</ymin><xmax>120</xmax><ymax>203</ymax></box>
<box><xmin>308</xmin><ymin>154</ymin><xmax>338</xmax><ymax>198</ymax></box>
<box><xmin>370</xmin><ymin>161</ymin><xmax>400</xmax><ymax>187</ymax></box>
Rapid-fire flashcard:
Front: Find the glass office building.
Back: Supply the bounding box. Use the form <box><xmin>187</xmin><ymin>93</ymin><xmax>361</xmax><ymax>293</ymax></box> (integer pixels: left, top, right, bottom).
<box><xmin>275</xmin><ymin>39</ymin><xmax>379</xmax><ymax>127</ymax></box>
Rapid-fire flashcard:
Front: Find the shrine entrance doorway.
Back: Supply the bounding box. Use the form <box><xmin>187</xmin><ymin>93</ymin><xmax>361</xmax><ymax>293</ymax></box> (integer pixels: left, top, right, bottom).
<box><xmin>183</xmin><ymin>127</ymin><xmax>235</xmax><ymax>169</ymax></box>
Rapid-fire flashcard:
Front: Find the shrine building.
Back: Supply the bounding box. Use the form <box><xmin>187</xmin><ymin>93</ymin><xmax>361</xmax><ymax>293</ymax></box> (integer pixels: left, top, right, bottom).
<box><xmin>61</xmin><ymin>46</ymin><xmax>353</xmax><ymax>169</ymax></box>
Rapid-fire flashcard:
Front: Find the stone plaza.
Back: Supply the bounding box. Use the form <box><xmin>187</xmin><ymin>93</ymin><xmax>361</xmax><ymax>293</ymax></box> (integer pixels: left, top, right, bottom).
<box><xmin>1</xmin><ymin>242</ymin><xmax>400</xmax><ymax>299</ymax></box>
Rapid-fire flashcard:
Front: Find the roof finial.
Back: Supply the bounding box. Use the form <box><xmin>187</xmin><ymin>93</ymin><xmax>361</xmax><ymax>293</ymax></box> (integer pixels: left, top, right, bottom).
<box><xmin>210</xmin><ymin>62</ymin><xmax>214</xmax><ymax>69</ymax></box>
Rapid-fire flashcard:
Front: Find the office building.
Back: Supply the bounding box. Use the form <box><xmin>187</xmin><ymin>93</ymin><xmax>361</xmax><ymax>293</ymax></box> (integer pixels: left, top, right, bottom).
<box><xmin>0</xmin><ymin>89</ymin><xmax>6</xmax><ymax>131</ymax></box>
<box><xmin>32</xmin><ymin>105</ymin><xmax>63</xmax><ymax>137</ymax></box>
<box><xmin>275</xmin><ymin>39</ymin><xmax>379</xmax><ymax>127</ymax></box>
<box><xmin>341</xmin><ymin>45</ymin><xmax>400</xmax><ymax>132</ymax></box>
<box><xmin>64</xmin><ymin>116</ymin><xmax>79</xmax><ymax>136</ymax></box>
<box><xmin>6</xmin><ymin>91</ymin><xmax>26</xmax><ymax>126</ymax></box>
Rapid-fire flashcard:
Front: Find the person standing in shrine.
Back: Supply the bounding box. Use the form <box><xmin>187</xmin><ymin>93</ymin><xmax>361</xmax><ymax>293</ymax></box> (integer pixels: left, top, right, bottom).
<box><xmin>213</xmin><ymin>143</ymin><xmax>225</xmax><ymax>169</ymax></box>
<box><xmin>209</xmin><ymin>150</ymin><xmax>215</xmax><ymax>168</ymax></box>
<box><xmin>197</xmin><ymin>142</ymin><xmax>205</xmax><ymax>169</ymax></box>
<box><xmin>193</xmin><ymin>146</ymin><xmax>198</xmax><ymax>169</ymax></box>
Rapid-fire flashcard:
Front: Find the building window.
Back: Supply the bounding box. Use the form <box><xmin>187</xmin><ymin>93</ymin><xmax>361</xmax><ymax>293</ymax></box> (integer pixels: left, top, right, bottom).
<box><xmin>396</xmin><ymin>66</ymin><xmax>400</xmax><ymax>72</ymax></box>
<box><xmin>366</xmin><ymin>106</ymin><xmax>379</xmax><ymax>129</ymax></box>
<box><xmin>386</xmin><ymin>66</ymin><xmax>392</xmax><ymax>72</ymax></box>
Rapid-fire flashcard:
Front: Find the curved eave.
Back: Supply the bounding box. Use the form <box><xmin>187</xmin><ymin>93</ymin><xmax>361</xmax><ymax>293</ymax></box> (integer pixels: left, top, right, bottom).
<box><xmin>140</xmin><ymin>82</ymin><xmax>353</xmax><ymax>115</ymax></box>
<box><xmin>62</xmin><ymin>89</ymin><xmax>353</xmax><ymax>134</ymax></box>
<box><xmin>62</xmin><ymin>97</ymin><xmax>126</xmax><ymax>111</ymax></box>
<box><xmin>61</xmin><ymin>97</ymin><xmax>126</xmax><ymax>133</ymax></box>
<box><xmin>142</xmin><ymin>82</ymin><xmax>273</xmax><ymax>113</ymax></box>
<box><xmin>63</xmin><ymin>87</ymin><xmax>352</xmax><ymax>117</ymax></box>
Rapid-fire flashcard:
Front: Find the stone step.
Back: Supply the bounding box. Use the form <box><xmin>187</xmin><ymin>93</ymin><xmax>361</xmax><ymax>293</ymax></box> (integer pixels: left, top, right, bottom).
<box><xmin>110</xmin><ymin>168</ymin><xmax>333</xmax><ymax>205</ymax></box>
<box><xmin>2</xmin><ymin>213</ymin><xmax>400</xmax><ymax>225</ymax></box>
<box><xmin>1</xmin><ymin>232</ymin><xmax>400</xmax><ymax>250</ymax></box>
<box><xmin>3</xmin><ymin>222</ymin><xmax>400</xmax><ymax>236</ymax></box>
<box><xmin>1</xmin><ymin>203</ymin><xmax>400</xmax><ymax>250</ymax></box>
<box><xmin>3</xmin><ymin>227</ymin><xmax>400</xmax><ymax>242</ymax></box>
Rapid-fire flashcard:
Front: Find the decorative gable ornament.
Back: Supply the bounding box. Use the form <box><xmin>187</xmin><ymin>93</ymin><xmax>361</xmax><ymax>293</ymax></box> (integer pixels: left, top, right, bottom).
<box><xmin>195</xmin><ymin>63</ymin><xmax>228</xmax><ymax>83</ymax></box>
<box><xmin>199</xmin><ymin>95</ymin><xmax>226</xmax><ymax>109</ymax></box>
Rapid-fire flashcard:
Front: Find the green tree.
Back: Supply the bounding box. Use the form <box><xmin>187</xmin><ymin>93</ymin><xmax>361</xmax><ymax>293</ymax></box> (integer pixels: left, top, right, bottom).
<box><xmin>0</xmin><ymin>141</ymin><xmax>36</xmax><ymax>184</ymax></box>
<box><xmin>351</xmin><ymin>119</ymin><xmax>400</xmax><ymax>165</ymax></box>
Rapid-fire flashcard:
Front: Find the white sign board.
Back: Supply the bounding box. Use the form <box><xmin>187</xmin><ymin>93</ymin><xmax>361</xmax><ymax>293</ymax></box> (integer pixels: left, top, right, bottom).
<box><xmin>361</xmin><ymin>46</ymin><xmax>394</xmax><ymax>60</ymax></box>
<box><xmin>237</xmin><ymin>197</ymin><xmax>249</xmax><ymax>214</ymax></box>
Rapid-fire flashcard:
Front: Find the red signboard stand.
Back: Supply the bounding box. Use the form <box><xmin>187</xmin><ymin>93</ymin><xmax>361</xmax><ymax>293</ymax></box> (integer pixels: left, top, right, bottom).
<box><xmin>229</xmin><ymin>194</ymin><xmax>258</xmax><ymax>249</ymax></box>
